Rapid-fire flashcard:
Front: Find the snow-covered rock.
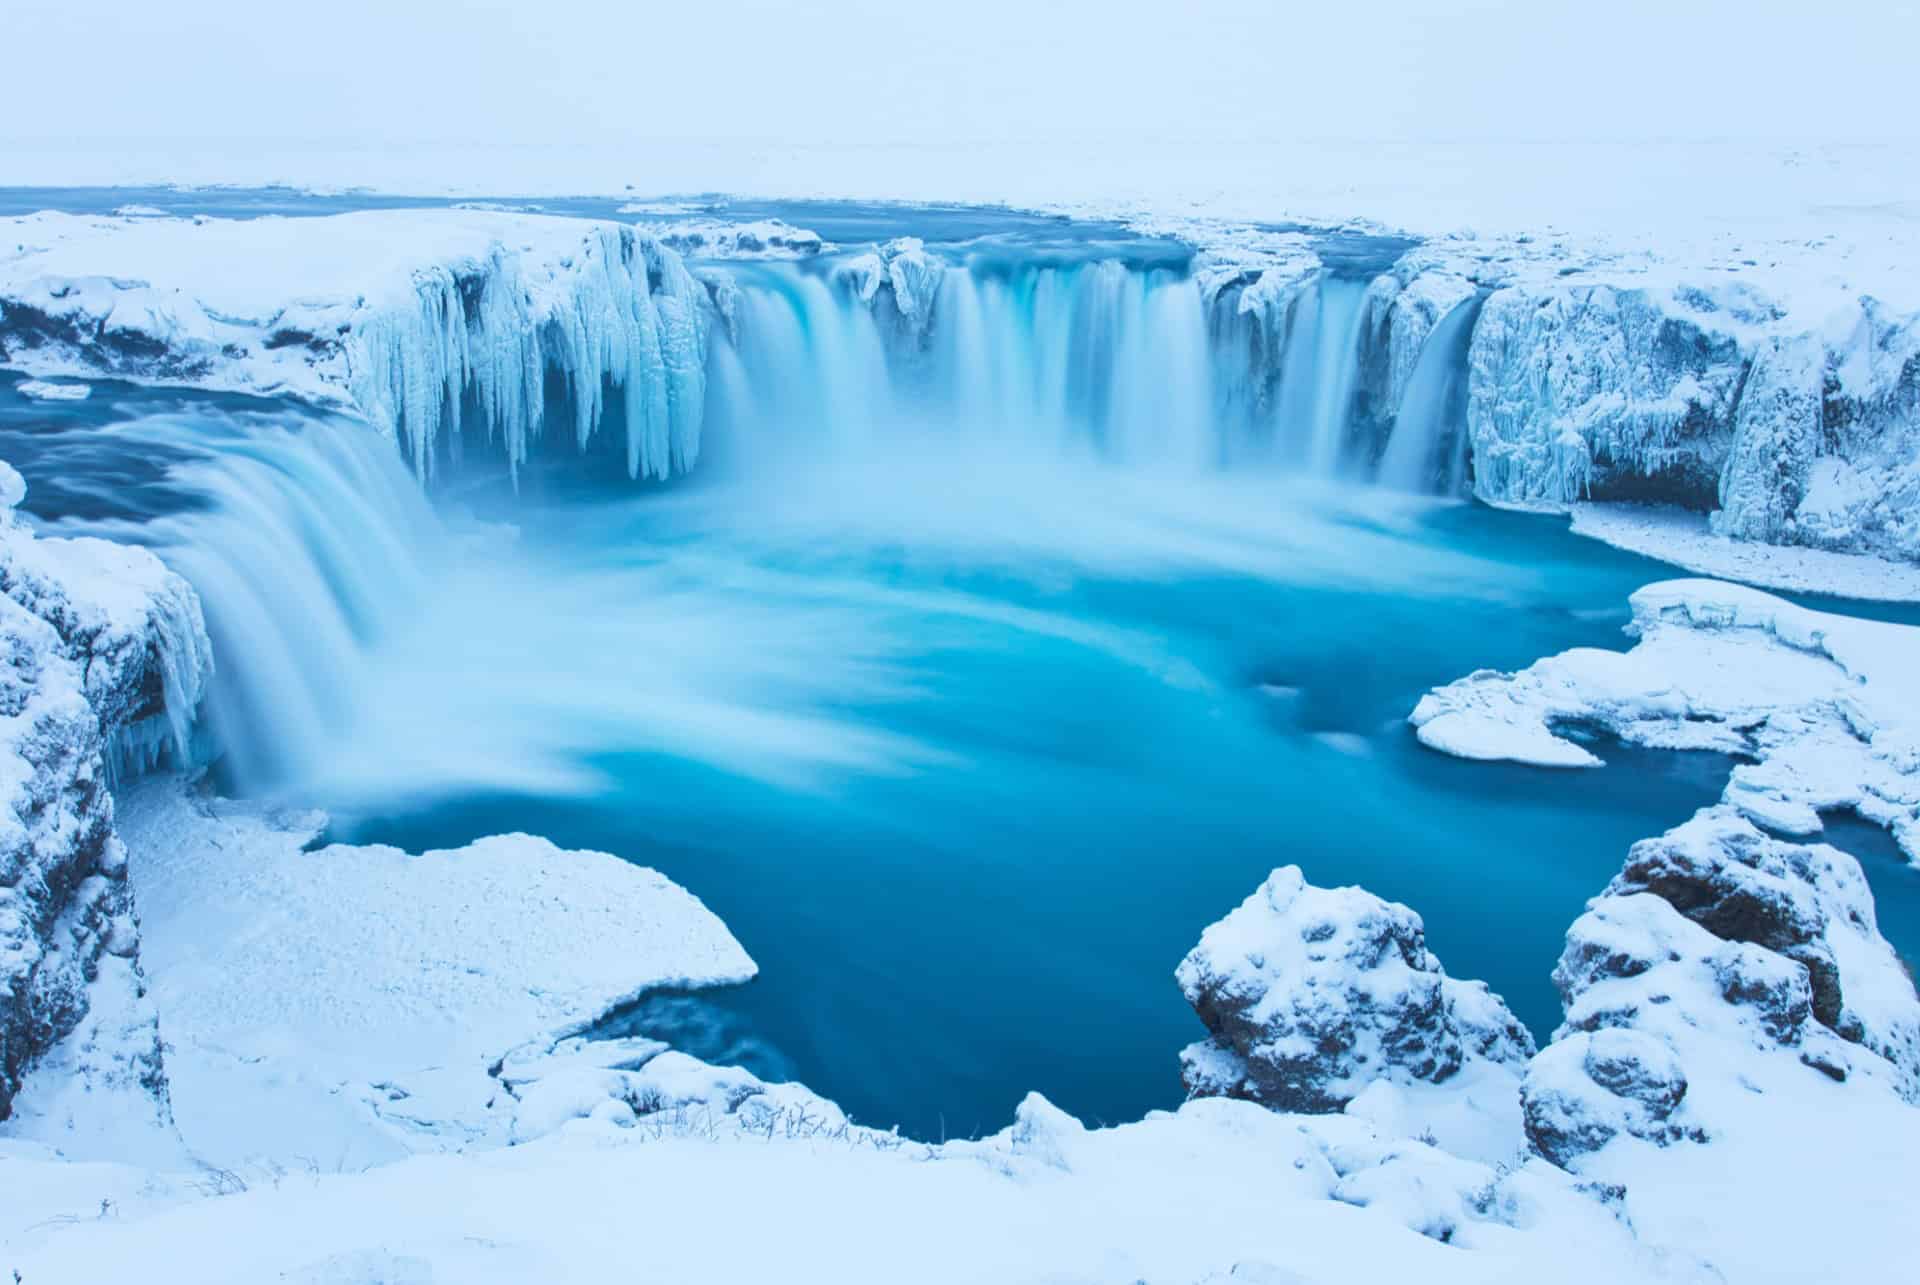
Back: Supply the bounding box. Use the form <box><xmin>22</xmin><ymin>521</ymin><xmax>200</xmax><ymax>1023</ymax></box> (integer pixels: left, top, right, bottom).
<box><xmin>0</xmin><ymin>465</ymin><xmax>209</xmax><ymax>1150</ymax></box>
<box><xmin>0</xmin><ymin>210</ymin><xmax>713</xmax><ymax>484</ymax></box>
<box><xmin>1524</xmin><ymin>807</ymin><xmax>1920</xmax><ymax>1168</ymax></box>
<box><xmin>1177</xmin><ymin>865</ymin><xmax>1534</xmax><ymax>1159</ymax></box>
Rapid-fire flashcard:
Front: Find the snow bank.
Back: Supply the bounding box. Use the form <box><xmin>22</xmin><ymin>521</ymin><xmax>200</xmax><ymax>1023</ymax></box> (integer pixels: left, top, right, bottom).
<box><xmin>112</xmin><ymin>780</ymin><xmax>755</xmax><ymax>1170</ymax></box>
<box><xmin>0</xmin><ymin>210</ymin><xmax>713</xmax><ymax>483</ymax></box>
<box><xmin>0</xmin><ymin>466</ymin><xmax>209</xmax><ymax>1156</ymax></box>
<box><xmin>1</xmin><ymin>1070</ymin><xmax>1707</xmax><ymax>1284</ymax></box>
<box><xmin>1410</xmin><ymin>579</ymin><xmax>1920</xmax><ymax>861</ymax></box>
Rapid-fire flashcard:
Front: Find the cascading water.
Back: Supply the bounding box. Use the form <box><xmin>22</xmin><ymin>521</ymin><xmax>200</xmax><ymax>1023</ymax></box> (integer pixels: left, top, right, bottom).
<box><xmin>37</xmin><ymin>405</ymin><xmax>445</xmax><ymax>791</ymax></box>
<box><xmin>1274</xmin><ymin>274</ymin><xmax>1372</xmax><ymax>476</ymax></box>
<box><xmin>1377</xmin><ymin>295</ymin><xmax>1487</xmax><ymax>495</ymax></box>
<box><xmin>704</xmin><ymin>254</ymin><xmax>1217</xmax><ymax>471</ymax></box>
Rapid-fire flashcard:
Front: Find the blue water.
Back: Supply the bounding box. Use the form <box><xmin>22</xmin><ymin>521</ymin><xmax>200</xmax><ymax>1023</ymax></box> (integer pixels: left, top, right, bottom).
<box><xmin>332</xmin><ymin>469</ymin><xmax>1742</xmax><ymax>1139</ymax></box>
<box><xmin>7</xmin><ymin>368</ymin><xmax>1919</xmax><ymax>1141</ymax></box>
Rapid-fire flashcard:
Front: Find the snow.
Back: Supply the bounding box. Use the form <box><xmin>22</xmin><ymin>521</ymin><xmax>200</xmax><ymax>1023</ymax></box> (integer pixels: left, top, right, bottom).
<box><xmin>641</xmin><ymin>217</ymin><xmax>829</xmax><ymax>259</ymax></box>
<box><xmin>1567</xmin><ymin>503</ymin><xmax>1920</xmax><ymax>603</ymax></box>
<box><xmin>1</xmin><ymin>1086</ymin><xmax>1709</xmax><ymax>1285</ymax></box>
<box><xmin>0</xmin><ymin>467</ymin><xmax>208</xmax><ymax>1155</ymax></box>
<box><xmin>1410</xmin><ymin>578</ymin><xmax>1920</xmax><ymax>862</ymax></box>
<box><xmin>111</xmin><ymin>778</ymin><xmax>755</xmax><ymax>1170</ymax></box>
<box><xmin>14</xmin><ymin>378</ymin><xmax>90</xmax><ymax>401</ymax></box>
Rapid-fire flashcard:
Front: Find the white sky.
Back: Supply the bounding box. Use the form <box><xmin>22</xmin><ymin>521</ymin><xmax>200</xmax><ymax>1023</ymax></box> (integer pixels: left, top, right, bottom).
<box><xmin>7</xmin><ymin>0</ymin><xmax>1917</xmax><ymax>147</ymax></box>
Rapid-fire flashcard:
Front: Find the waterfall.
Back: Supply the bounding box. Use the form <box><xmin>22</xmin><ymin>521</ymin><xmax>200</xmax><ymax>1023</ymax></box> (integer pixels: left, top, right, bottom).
<box><xmin>703</xmin><ymin>257</ymin><xmax>1216</xmax><ymax>470</ymax></box>
<box><xmin>1377</xmin><ymin>295</ymin><xmax>1486</xmax><ymax>495</ymax></box>
<box><xmin>46</xmin><ymin>405</ymin><xmax>445</xmax><ymax>792</ymax></box>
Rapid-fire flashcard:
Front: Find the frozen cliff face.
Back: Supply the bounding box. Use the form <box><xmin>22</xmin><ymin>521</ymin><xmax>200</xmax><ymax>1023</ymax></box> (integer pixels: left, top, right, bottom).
<box><xmin>1177</xmin><ymin>865</ymin><xmax>1535</xmax><ymax>1116</ymax></box>
<box><xmin>0</xmin><ymin>462</ymin><xmax>209</xmax><ymax>1143</ymax></box>
<box><xmin>1522</xmin><ymin>807</ymin><xmax>1920</xmax><ymax>1169</ymax></box>
<box><xmin>1465</xmin><ymin>282</ymin><xmax>1756</xmax><ymax>508</ymax></box>
<box><xmin>0</xmin><ymin>211</ymin><xmax>714</xmax><ymax>486</ymax></box>
<box><xmin>1715</xmin><ymin>300</ymin><xmax>1920</xmax><ymax>561</ymax></box>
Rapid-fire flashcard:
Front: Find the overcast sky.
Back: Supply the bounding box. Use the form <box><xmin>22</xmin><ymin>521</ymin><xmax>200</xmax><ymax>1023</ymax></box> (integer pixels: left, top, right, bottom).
<box><xmin>8</xmin><ymin>0</ymin><xmax>1916</xmax><ymax>147</ymax></box>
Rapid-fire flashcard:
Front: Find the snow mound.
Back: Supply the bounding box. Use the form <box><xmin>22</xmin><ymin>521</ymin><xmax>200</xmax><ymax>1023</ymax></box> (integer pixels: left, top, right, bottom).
<box><xmin>643</xmin><ymin>217</ymin><xmax>828</xmax><ymax>259</ymax></box>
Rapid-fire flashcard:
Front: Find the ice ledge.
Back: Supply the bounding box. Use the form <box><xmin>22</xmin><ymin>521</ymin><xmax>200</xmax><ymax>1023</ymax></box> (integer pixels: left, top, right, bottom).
<box><xmin>1410</xmin><ymin>578</ymin><xmax>1920</xmax><ymax>863</ymax></box>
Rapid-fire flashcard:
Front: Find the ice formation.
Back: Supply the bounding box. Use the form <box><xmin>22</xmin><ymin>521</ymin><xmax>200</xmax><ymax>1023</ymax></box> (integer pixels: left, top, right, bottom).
<box><xmin>113</xmin><ymin>780</ymin><xmax>757</xmax><ymax>1168</ymax></box>
<box><xmin>0</xmin><ymin>211</ymin><xmax>712</xmax><ymax>484</ymax></box>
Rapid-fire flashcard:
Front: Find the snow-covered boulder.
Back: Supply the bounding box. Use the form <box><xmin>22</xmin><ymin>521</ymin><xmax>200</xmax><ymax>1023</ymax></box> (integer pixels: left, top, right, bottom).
<box><xmin>0</xmin><ymin>466</ymin><xmax>209</xmax><ymax>1147</ymax></box>
<box><xmin>1521</xmin><ymin>807</ymin><xmax>1920</xmax><ymax>1172</ymax></box>
<box><xmin>1177</xmin><ymin>866</ymin><xmax>1535</xmax><ymax>1124</ymax></box>
<box><xmin>0</xmin><ymin>210</ymin><xmax>713</xmax><ymax>485</ymax></box>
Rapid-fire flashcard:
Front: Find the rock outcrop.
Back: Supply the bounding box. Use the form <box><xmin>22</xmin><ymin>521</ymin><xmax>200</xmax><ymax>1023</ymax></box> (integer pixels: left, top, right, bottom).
<box><xmin>1521</xmin><ymin>807</ymin><xmax>1920</xmax><ymax>1168</ymax></box>
<box><xmin>0</xmin><ymin>461</ymin><xmax>209</xmax><ymax>1132</ymax></box>
<box><xmin>1177</xmin><ymin>865</ymin><xmax>1535</xmax><ymax>1114</ymax></box>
